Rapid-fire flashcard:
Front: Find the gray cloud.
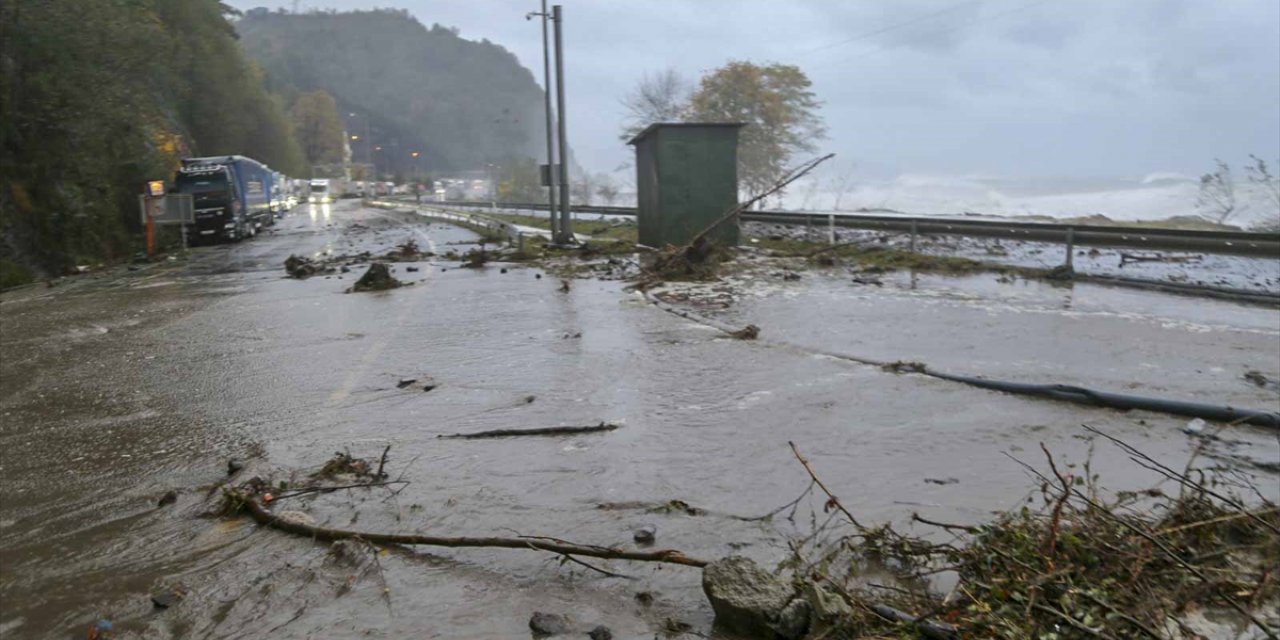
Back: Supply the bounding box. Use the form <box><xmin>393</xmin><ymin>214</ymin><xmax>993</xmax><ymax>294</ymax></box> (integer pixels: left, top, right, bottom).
<box><xmin>230</xmin><ymin>0</ymin><xmax>1279</xmax><ymax>180</ymax></box>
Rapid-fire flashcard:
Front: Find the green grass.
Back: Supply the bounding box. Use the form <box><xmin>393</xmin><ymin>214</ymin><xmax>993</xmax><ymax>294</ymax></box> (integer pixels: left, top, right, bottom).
<box><xmin>750</xmin><ymin>236</ymin><xmax>1042</xmax><ymax>276</ymax></box>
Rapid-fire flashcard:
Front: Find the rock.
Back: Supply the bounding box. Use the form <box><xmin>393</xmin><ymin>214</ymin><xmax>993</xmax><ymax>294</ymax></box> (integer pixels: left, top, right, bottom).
<box><xmin>587</xmin><ymin>625</ymin><xmax>612</xmax><ymax>640</ymax></box>
<box><xmin>327</xmin><ymin>538</ymin><xmax>375</xmax><ymax>570</ymax></box>
<box><xmin>157</xmin><ymin>490</ymin><xmax>178</xmax><ymax>507</ymax></box>
<box><xmin>528</xmin><ymin>611</ymin><xmax>570</xmax><ymax>636</ymax></box>
<box><xmin>1184</xmin><ymin>418</ymin><xmax>1207</xmax><ymax>435</ymax></box>
<box><xmin>227</xmin><ymin>459</ymin><xmax>244</xmax><ymax>475</ymax></box>
<box><xmin>422</xmin><ymin>383</ymin><xmax>437</xmax><ymax>392</ymax></box>
<box><xmin>924</xmin><ymin>477</ymin><xmax>959</xmax><ymax>485</ymax></box>
<box><xmin>500</xmin><ymin>267</ymin><xmax>508</xmax><ymax>274</ymax></box>
<box><xmin>150</xmin><ymin>583</ymin><xmax>187</xmax><ymax>609</ymax></box>
<box><xmin>349</xmin><ymin>262</ymin><xmax>403</xmax><ymax>292</ymax></box>
<box><xmin>535</xmin><ymin>273</ymin><xmax>542</xmax><ymax>279</ymax></box>
<box><xmin>702</xmin><ymin>556</ymin><xmax>809</xmax><ymax>640</ymax></box>
<box><xmin>397</xmin><ymin>378</ymin><xmax>417</xmax><ymax>389</ymax></box>
<box><xmin>284</xmin><ymin>254</ymin><xmax>318</xmax><ymax>279</ymax></box>
<box><xmin>633</xmin><ymin>524</ymin><xmax>657</xmax><ymax>544</ymax></box>
<box><xmin>406</xmin><ymin>266</ymin><xmax>419</xmax><ymax>272</ymax></box>
<box><xmin>634</xmin><ymin>591</ymin><xmax>654</xmax><ymax>606</ymax></box>
<box><xmin>340</xmin><ymin>265</ymin><xmax>350</xmax><ymax>273</ymax></box>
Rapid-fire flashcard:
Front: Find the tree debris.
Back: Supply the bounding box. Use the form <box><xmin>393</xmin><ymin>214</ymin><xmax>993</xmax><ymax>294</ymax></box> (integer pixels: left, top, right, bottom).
<box><xmin>437</xmin><ymin>422</ymin><xmax>618</xmax><ymax>439</ymax></box>
<box><xmin>772</xmin><ymin>433</ymin><xmax>1279</xmax><ymax>639</ymax></box>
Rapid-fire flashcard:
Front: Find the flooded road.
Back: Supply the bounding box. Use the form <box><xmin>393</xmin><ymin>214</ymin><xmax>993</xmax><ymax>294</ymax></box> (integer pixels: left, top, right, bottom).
<box><xmin>2</xmin><ymin>201</ymin><xmax>1277</xmax><ymax>638</ymax></box>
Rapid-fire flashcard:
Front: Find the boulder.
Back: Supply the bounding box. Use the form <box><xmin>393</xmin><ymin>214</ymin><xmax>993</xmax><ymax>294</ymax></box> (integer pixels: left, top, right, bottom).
<box><xmin>528</xmin><ymin>611</ymin><xmax>570</xmax><ymax>636</ymax></box>
<box><xmin>702</xmin><ymin>556</ymin><xmax>809</xmax><ymax>640</ymax></box>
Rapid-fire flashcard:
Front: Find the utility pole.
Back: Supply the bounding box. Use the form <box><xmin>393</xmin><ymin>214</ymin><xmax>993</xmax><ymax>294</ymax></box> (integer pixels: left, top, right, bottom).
<box><xmin>528</xmin><ymin>1</ymin><xmax>559</xmax><ymax>238</ymax></box>
<box><xmin>552</xmin><ymin>5</ymin><xmax>573</xmax><ymax>244</ymax></box>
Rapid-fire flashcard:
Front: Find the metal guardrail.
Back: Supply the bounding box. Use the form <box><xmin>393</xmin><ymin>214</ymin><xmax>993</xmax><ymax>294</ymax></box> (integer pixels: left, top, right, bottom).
<box><xmin>367</xmin><ymin>200</ymin><xmax>537</xmax><ymax>249</ymax></box>
<box><xmin>418</xmin><ymin>199</ymin><xmax>1280</xmax><ymax>258</ymax></box>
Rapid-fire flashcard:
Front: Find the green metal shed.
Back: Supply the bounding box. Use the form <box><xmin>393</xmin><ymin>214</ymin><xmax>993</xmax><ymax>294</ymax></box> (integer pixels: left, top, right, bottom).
<box><xmin>628</xmin><ymin>123</ymin><xmax>743</xmax><ymax>248</ymax></box>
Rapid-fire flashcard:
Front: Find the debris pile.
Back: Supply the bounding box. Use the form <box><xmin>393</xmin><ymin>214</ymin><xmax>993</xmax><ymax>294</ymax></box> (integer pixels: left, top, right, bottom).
<box><xmin>284</xmin><ymin>254</ymin><xmax>332</xmax><ymax>279</ymax></box>
<box><xmin>770</xmin><ymin>435</ymin><xmax>1280</xmax><ymax>639</ymax></box>
<box><xmin>349</xmin><ymin>262</ymin><xmax>404</xmax><ymax>292</ymax></box>
<box><xmin>460</xmin><ymin>246</ymin><xmax>490</xmax><ymax>269</ymax></box>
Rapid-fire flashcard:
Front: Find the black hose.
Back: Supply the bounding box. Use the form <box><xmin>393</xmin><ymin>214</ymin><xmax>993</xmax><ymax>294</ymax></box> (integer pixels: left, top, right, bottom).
<box><xmin>925</xmin><ymin>372</ymin><xmax>1280</xmax><ymax>429</ymax></box>
<box><xmin>642</xmin><ymin>291</ymin><xmax>1280</xmax><ymax>430</ymax></box>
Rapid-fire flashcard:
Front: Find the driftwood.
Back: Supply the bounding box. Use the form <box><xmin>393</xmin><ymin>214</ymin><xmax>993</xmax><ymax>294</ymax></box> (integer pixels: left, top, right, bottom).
<box><xmin>233</xmin><ymin>490</ymin><xmax>708</xmax><ymax>567</ymax></box>
<box><xmin>437</xmin><ymin>422</ymin><xmax>618</xmax><ymax>439</ymax></box>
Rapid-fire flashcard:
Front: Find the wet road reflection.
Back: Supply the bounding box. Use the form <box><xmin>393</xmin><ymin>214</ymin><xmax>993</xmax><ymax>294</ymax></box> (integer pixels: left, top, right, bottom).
<box><xmin>0</xmin><ymin>200</ymin><xmax>1275</xmax><ymax>638</ymax></box>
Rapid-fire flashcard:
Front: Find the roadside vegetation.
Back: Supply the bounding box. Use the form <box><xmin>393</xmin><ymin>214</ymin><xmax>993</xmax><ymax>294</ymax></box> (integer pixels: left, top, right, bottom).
<box><xmin>0</xmin><ymin>0</ymin><xmax>307</xmax><ymax>285</ymax></box>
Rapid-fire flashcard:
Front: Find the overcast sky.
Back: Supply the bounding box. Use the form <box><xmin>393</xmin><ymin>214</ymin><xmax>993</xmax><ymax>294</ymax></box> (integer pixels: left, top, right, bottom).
<box><xmin>231</xmin><ymin>0</ymin><xmax>1280</xmax><ymax>181</ymax></box>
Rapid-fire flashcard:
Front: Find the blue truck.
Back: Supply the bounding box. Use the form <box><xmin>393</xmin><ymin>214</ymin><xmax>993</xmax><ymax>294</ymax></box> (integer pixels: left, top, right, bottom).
<box><xmin>175</xmin><ymin>155</ymin><xmax>275</xmax><ymax>242</ymax></box>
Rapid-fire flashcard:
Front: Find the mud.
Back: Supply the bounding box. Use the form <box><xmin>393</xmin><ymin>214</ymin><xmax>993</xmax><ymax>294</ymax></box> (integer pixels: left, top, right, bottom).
<box><xmin>1</xmin><ymin>200</ymin><xmax>1276</xmax><ymax>638</ymax></box>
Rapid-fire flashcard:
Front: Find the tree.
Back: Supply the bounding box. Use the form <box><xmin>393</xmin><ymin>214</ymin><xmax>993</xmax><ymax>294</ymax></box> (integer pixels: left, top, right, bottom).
<box><xmin>688</xmin><ymin>61</ymin><xmax>826</xmax><ymax>197</ymax></box>
<box><xmin>571</xmin><ymin>171</ymin><xmax>596</xmax><ymax>205</ymax></box>
<box><xmin>290</xmin><ymin>90</ymin><xmax>344</xmax><ymax>167</ymax></box>
<box><xmin>619</xmin><ymin>68</ymin><xmax>690</xmax><ymax>141</ymax></box>
<box><xmin>1196</xmin><ymin>159</ymin><xmax>1239</xmax><ymax>225</ymax></box>
<box><xmin>495</xmin><ymin>157</ymin><xmax>543</xmax><ymax>202</ymax></box>
<box><xmin>595</xmin><ymin>176</ymin><xmax>620</xmax><ymax>205</ymax></box>
<box><xmin>1245</xmin><ymin>155</ymin><xmax>1279</xmax><ymax>231</ymax></box>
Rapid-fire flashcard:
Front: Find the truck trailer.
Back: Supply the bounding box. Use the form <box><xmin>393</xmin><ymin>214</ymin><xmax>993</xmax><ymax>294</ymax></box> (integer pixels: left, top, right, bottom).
<box><xmin>176</xmin><ymin>155</ymin><xmax>275</xmax><ymax>242</ymax></box>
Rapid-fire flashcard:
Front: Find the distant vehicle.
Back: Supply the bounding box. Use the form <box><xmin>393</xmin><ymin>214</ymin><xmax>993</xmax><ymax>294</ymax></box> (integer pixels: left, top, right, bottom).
<box><xmin>176</xmin><ymin>155</ymin><xmax>275</xmax><ymax>242</ymax></box>
<box><xmin>270</xmin><ymin>170</ymin><xmax>294</xmax><ymax>215</ymax></box>
<box><xmin>309</xmin><ymin>179</ymin><xmax>331</xmax><ymax>203</ymax></box>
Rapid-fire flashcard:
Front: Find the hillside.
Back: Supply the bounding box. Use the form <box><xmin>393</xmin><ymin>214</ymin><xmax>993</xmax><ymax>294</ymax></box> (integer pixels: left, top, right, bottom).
<box><xmin>0</xmin><ymin>0</ymin><xmax>305</xmax><ymax>284</ymax></box>
<box><xmin>236</xmin><ymin>8</ymin><xmax>548</xmax><ymax>174</ymax></box>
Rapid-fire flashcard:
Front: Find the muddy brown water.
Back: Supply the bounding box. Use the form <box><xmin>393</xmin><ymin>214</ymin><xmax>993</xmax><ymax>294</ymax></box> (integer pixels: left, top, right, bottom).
<box><xmin>1</xmin><ymin>201</ymin><xmax>1277</xmax><ymax>638</ymax></box>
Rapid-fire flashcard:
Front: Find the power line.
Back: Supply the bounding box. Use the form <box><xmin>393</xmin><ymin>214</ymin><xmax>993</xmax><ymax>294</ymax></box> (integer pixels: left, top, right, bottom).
<box><xmin>811</xmin><ymin>0</ymin><xmax>1055</xmax><ymax>69</ymax></box>
<box><xmin>796</xmin><ymin>0</ymin><xmax>984</xmax><ymax>57</ymax></box>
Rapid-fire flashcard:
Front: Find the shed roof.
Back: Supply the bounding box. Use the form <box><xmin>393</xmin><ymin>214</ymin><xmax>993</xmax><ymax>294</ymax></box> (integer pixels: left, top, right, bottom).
<box><xmin>626</xmin><ymin>122</ymin><xmax>745</xmax><ymax>146</ymax></box>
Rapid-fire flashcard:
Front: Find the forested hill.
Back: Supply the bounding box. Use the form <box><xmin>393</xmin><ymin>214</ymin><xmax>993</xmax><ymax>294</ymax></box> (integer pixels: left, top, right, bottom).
<box><xmin>237</xmin><ymin>8</ymin><xmax>547</xmax><ymax>173</ymax></box>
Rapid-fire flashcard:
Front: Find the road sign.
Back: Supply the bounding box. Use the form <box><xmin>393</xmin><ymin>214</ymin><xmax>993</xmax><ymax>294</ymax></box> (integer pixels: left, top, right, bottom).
<box><xmin>146</xmin><ymin>180</ymin><xmax>166</xmax><ymax>197</ymax></box>
<box><xmin>138</xmin><ymin>194</ymin><xmax>195</xmax><ymax>225</ymax></box>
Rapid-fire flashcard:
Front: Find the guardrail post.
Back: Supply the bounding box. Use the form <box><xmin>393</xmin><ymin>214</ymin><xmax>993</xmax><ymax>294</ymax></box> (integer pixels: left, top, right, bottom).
<box><xmin>1065</xmin><ymin>227</ymin><xmax>1075</xmax><ymax>269</ymax></box>
<box><xmin>828</xmin><ymin>214</ymin><xmax>835</xmax><ymax>245</ymax></box>
<box><xmin>806</xmin><ymin>214</ymin><xmax>813</xmax><ymax>241</ymax></box>
<box><xmin>909</xmin><ymin>219</ymin><xmax>918</xmax><ymax>253</ymax></box>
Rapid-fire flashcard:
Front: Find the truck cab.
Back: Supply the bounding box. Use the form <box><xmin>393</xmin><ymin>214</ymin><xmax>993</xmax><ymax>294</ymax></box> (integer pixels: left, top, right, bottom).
<box><xmin>176</xmin><ymin>164</ymin><xmax>252</xmax><ymax>243</ymax></box>
<box><xmin>309</xmin><ymin>179</ymin><xmax>331</xmax><ymax>203</ymax></box>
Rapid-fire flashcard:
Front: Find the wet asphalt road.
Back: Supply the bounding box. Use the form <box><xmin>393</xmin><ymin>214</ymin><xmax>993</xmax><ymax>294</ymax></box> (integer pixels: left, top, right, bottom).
<box><xmin>1</xmin><ymin>200</ymin><xmax>1277</xmax><ymax>638</ymax></box>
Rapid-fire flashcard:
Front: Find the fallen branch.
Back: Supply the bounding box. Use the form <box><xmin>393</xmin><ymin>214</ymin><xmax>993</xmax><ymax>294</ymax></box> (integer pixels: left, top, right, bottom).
<box><xmin>233</xmin><ymin>490</ymin><xmax>709</xmax><ymax>568</ymax></box>
<box><xmin>688</xmin><ymin>153</ymin><xmax>836</xmax><ymax>250</ymax></box>
<box><xmin>438</xmin><ymin>422</ymin><xmax>618</xmax><ymax>439</ymax></box>
<box><xmin>788</xmin><ymin>440</ymin><xmax>864</xmax><ymax>529</ymax></box>
<box><xmin>272</xmin><ymin>481</ymin><xmax>409</xmax><ymax>502</ymax></box>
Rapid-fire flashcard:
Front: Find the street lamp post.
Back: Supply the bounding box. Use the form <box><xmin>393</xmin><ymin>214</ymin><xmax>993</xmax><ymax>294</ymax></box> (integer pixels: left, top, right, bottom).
<box><xmin>527</xmin><ymin>0</ymin><xmax>559</xmax><ymax>238</ymax></box>
<box><xmin>552</xmin><ymin>5</ymin><xmax>572</xmax><ymax>244</ymax></box>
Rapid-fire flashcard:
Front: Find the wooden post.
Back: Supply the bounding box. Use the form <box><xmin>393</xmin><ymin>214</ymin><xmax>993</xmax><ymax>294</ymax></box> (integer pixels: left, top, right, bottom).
<box><xmin>145</xmin><ymin>199</ymin><xmax>156</xmax><ymax>257</ymax></box>
<box><xmin>1065</xmin><ymin>227</ymin><xmax>1075</xmax><ymax>269</ymax></box>
<box><xmin>828</xmin><ymin>214</ymin><xmax>835</xmax><ymax>245</ymax></box>
<box><xmin>909</xmin><ymin>219</ymin><xmax>918</xmax><ymax>253</ymax></box>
